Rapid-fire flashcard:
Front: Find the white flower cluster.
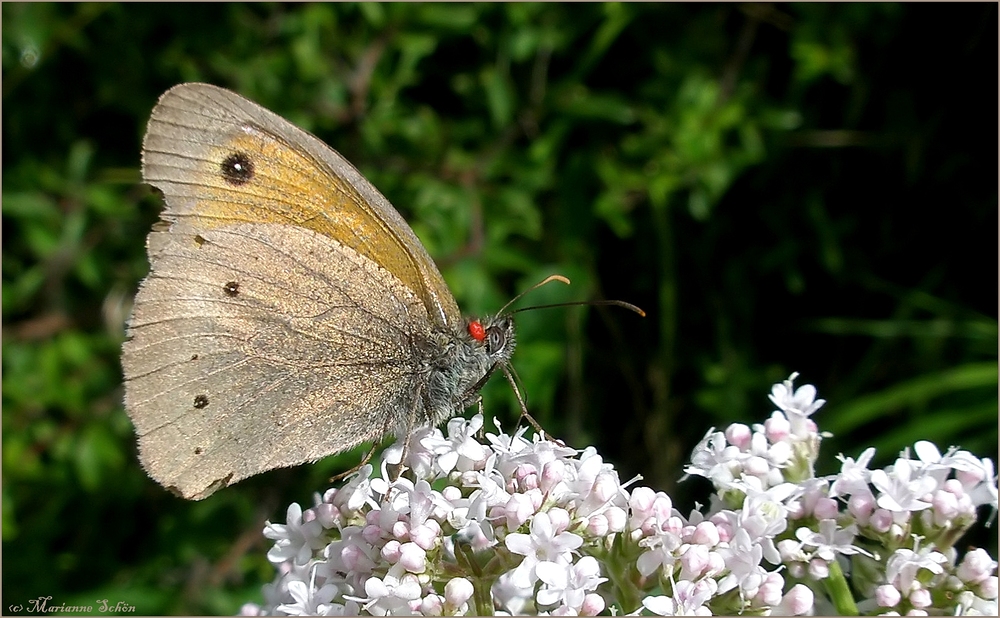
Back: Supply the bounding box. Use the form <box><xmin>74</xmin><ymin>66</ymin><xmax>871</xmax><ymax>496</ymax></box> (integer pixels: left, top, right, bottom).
<box><xmin>241</xmin><ymin>374</ymin><xmax>998</xmax><ymax>616</ymax></box>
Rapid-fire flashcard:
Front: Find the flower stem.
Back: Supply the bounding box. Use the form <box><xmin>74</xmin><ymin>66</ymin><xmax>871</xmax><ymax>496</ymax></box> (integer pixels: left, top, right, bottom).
<box><xmin>823</xmin><ymin>559</ymin><xmax>859</xmax><ymax>615</ymax></box>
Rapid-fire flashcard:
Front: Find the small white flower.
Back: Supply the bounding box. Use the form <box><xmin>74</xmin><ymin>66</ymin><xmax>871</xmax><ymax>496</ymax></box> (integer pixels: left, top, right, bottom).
<box><xmin>885</xmin><ymin>542</ymin><xmax>948</xmax><ymax>592</ymax></box>
<box><xmin>768</xmin><ymin>373</ymin><xmax>826</xmax><ymax>437</ymax></box>
<box><xmin>419</xmin><ymin>414</ymin><xmax>489</xmax><ymax>475</ymax></box>
<box><xmin>264</xmin><ymin>503</ymin><xmax>325</xmax><ymax>566</ymax></box>
<box><xmin>505</xmin><ymin>511</ymin><xmax>584</xmax><ymax>587</ymax></box>
<box><xmin>871</xmin><ymin>459</ymin><xmax>936</xmax><ymax>512</ymax></box>
<box><xmin>275</xmin><ymin>578</ymin><xmax>341</xmax><ymax>616</ymax></box>
<box><xmin>641</xmin><ymin>579</ymin><xmax>715</xmax><ymax>615</ymax></box>
<box><xmin>535</xmin><ymin>556</ymin><xmax>606</xmax><ymax>609</ymax></box>
<box><xmin>716</xmin><ymin>528</ymin><xmax>766</xmax><ymax>596</ymax></box>
<box><xmin>684</xmin><ymin>428</ymin><xmax>742</xmax><ymax>487</ymax></box>
<box><xmin>830</xmin><ymin>447</ymin><xmax>877</xmax><ymax>497</ymax></box>
<box><xmin>356</xmin><ymin>565</ymin><xmax>423</xmax><ymax>616</ymax></box>
<box><xmin>795</xmin><ymin>519</ymin><xmax>873</xmax><ymax>562</ymax></box>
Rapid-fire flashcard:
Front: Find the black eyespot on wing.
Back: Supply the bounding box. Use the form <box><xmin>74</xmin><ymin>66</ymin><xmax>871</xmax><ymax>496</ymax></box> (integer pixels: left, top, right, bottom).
<box><xmin>223</xmin><ymin>281</ymin><xmax>240</xmax><ymax>297</ymax></box>
<box><xmin>220</xmin><ymin>152</ymin><xmax>254</xmax><ymax>185</ymax></box>
<box><xmin>193</xmin><ymin>394</ymin><xmax>209</xmax><ymax>409</ymax></box>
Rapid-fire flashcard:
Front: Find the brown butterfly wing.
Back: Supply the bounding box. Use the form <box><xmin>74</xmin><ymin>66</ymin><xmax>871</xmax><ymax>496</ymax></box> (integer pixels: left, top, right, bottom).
<box><xmin>123</xmin><ymin>222</ymin><xmax>431</xmax><ymax>499</ymax></box>
<box><xmin>125</xmin><ymin>83</ymin><xmax>463</xmax><ymax>499</ymax></box>
<box><xmin>140</xmin><ymin>82</ymin><xmax>461</xmax><ymax>328</ymax></box>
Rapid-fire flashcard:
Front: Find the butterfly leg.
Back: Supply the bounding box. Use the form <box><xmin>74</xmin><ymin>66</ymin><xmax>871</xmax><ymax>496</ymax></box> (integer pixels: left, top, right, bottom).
<box><xmin>498</xmin><ymin>364</ymin><xmax>566</xmax><ymax>446</ymax></box>
<box><xmin>328</xmin><ymin>413</ymin><xmax>397</xmax><ymax>483</ymax></box>
<box><xmin>328</xmin><ymin>442</ymin><xmax>378</xmax><ymax>483</ymax></box>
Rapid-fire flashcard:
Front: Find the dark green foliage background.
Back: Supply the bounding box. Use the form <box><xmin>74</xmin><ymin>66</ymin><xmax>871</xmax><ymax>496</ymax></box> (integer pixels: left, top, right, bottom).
<box><xmin>3</xmin><ymin>3</ymin><xmax>996</xmax><ymax>614</ymax></box>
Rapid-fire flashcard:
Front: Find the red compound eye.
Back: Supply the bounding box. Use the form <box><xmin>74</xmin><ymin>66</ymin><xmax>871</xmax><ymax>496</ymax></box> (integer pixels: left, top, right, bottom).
<box><xmin>468</xmin><ymin>320</ymin><xmax>486</xmax><ymax>342</ymax></box>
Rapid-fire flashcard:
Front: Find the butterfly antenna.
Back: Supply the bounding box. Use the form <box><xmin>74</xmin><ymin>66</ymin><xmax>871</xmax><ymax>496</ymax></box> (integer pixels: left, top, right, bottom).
<box><xmin>496</xmin><ymin>275</ymin><xmax>571</xmax><ymax>317</ymax></box>
<box><xmin>511</xmin><ymin>299</ymin><xmax>646</xmax><ymax>317</ymax></box>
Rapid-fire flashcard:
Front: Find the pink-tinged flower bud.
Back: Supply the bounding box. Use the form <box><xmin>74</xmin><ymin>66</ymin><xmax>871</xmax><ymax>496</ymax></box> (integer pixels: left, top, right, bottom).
<box><xmin>876</xmin><ymin>584</ymin><xmax>901</xmax><ymax>607</ymax></box>
<box><xmin>605</xmin><ymin>506</ymin><xmax>627</xmax><ymax>532</ymax></box>
<box><xmin>777</xmin><ymin>539</ymin><xmax>802</xmax><ymax>562</ymax></box>
<box><xmin>692</xmin><ymin>521</ymin><xmax>720</xmax><ymax>546</ymax></box>
<box><xmin>313</xmin><ymin>503</ymin><xmax>341</xmax><ymax>528</ymax></box>
<box><xmin>549</xmin><ymin>507</ymin><xmax>571</xmax><ymax>533</ymax></box>
<box><xmin>908</xmin><ymin>588</ymin><xmax>931</xmax><ymax>609</ymax></box>
<box><xmin>528</xmin><ymin>488</ymin><xmax>544</xmax><ymax>511</ymax></box>
<box><xmin>870</xmin><ymin>508</ymin><xmax>893</xmax><ymax>533</ymax></box>
<box><xmin>787</xmin><ymin>561</ymin><xmax>806</xmax><ymax>579</ymax></box>
<box><xmin>593</xmin><ymin>473</ymin><xmax>620</xmax><ymax>503</ymax></box>
<box><xmin>725</xmin><ymin>423</ymin><xmax>752</xmax><ymax>449</ymax></box>
<box><xmin>420</xmin><ymin>594</ymin><xmax>443</xmax><ymax>616</ymax></box>
<box><xmin>365</xmin><ymin>510</ymin><xmax>380</xmax><ymax>526</ymax></box>
<box><xmin>813</xmin><ymin>497</ymin><xmax>839</xmax><ymax>520</ymax></box>
<box><xmin>410</xmin><ymin>524</ymin><xmax>438</xmax><ymax>551</ymax></box>
<box><xmin>587</xmin><ymin>514</ymin><xmax>609</xmax><ymax>537</ymax></box>
<box><xmin>759</xmin><ymin>572</ymin><xmax>784</xmax><ymax>606</ymax></box>
<box><xmin>445</xmin><ymin>577</ymin><xmax>475</xmax><ymax>607</ymax></box>
<box><xmin>488</xmin><ymin>504</ymin><xmax>506</xmax><ymax>522</ymax></box>
<box><xmin>425</xmin><ymin>518</ymin><xmax>442</xmax><ymax>537</ymax></box>
<box><xmin>978</xmin><ymin>576</ymin><xmax>999</xmax><ymax>600</ymax></box>
<box><xmin>958</xmin><ymin>548</ymin><xmax>997</xmax><ymax>584</ymax></box>
<box><xmin>399</xmin><ymin>541</ymin><xmax>426</xmax><ymax>573</ymax></box>
<box><xmin>362</xmin><ymin>524</ymin><xmax>383</xmax><ymax>545</ymax></box>
<box><xmin>630</xmin><ymin>486</ymin><xmax>656</xmax><ymax>516</ymax></box>
<box><xmin>442</xmin><ymin>485</ymin><xmax>462</xmax><ymax>502</ymax></box>
<box><xmin>541</xmin><ymin>460</ymin><xmax>567</xmax><ymax>494</ymax></box>
<box><xmin>943</xmin><ymin>478</ymin><xmax>964</xmax><ymax>495</ymax></box>
<box><xmin>808</xmin><ymin>557</ymin><xmax>829</xmax><ymax>579</ymax></box>
<box><xmin>745</xmin><ymin>455</ymin><xmax>770</xmax><ymax>477</ymax></box>
<box><xmin>765</xmin><ymin>414</ymin><xmax>791</xmax><ymax>443</ymax></box>
<box><xmin>381</xmin><ymin>539</ymin><xmax>402</xmax><ymax>563</ymax></box>
<box><xmin>504</xmin><ymin>493</ymin><xmax>536</xmax><ymax>530</ymax></box>
<box><xmin>708</xmin><ymin>514</ymin><xmax>733</xmax><ymax>542</ymax></box>
<box><xmin>956</xmin><ymin>466</ymin><xmax>986</xmax><ymax>487</ymax></box>
<box><xmin>848</xmin><ymin>493</ymin><xmax>875</xmax><ymax>523</ymax></box>
<box><xmin>581</xmin><ymin>593</ymin><xmax>605</xmax><ymax>616</ymax></box>
<box><xmin>342</xmin><ymin>543</ymin><xmax>368</xmax><ymax>571</ymax></box>
<box><xmin>663</xmin><ymin>516</ymin><xmax>684</xmax><ymax>536</ymax></box>
<box><xmin>651</xmin><ymin>494</ymin><xmax>674</xmax><ymax>521</ymax></box>
<box><xmin>768</xmin><ymin>441</ymin><xmax>792</xmax><ymax>465</ymax></box>
<box><xmin>515</xmin><ymin>463</ymin><xmax>539</xmax><ymax>487</ymax></box>
<box><xmin>640</xmin><ymin>516</ymin><xmax>658</xmax><ymax>537</ymax></box>
<box><xmin>705</xmin><ymin>550</ymin><xmax>726</xmax><ymax>577</ymax></box>
<box><xmin>680</xmin><ymin>544</ymin><xmax>710</xmax><ymax>580</ymax></box>
<box><xmin>779</xmin><ymin>584</ymin><xmax>814</xmax><ymax>615</ymax></box>
<box><xmin>392</xmin><ymin>520</ymin><xmax>410</xmax><ymax>540</ymax></box>
<box><xmin>932</xmin><ymin>490</ymin><xmax>959</xmax><ymax>525</ymax></box>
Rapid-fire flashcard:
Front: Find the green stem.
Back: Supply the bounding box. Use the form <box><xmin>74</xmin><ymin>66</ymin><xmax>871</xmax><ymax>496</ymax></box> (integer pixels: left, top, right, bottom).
<box><xmin>823</xmin><ymin>559</ymin><xmax>859</xmax><ymax>615</ymax></box>
<box><xmin>455</xmin><ymin>542</ymin><xmax>494</xmax><ymax>616</ymax></box>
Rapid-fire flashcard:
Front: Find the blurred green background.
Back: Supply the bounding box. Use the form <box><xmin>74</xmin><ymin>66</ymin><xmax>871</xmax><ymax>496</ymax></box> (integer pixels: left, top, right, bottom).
<box><xmin>3</xmin><ymin>3</ymin><xmax>996</xmax><ymax>614</ymax></box>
